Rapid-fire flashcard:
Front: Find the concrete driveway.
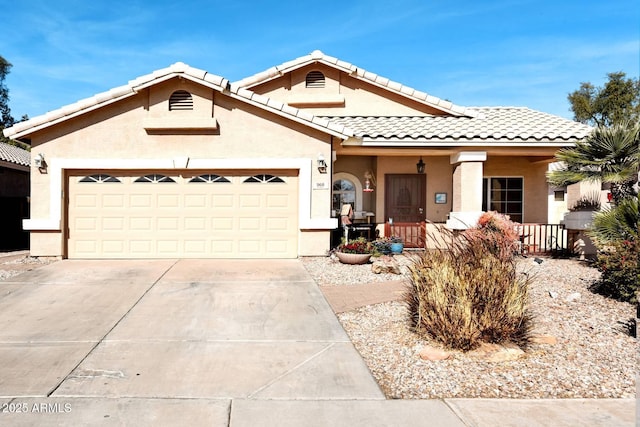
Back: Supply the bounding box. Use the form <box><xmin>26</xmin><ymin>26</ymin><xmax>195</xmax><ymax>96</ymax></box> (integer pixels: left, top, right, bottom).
<box><xmin>0</xmin><ymin>259</ymin><xmax>405</xmax><ymax>425</ymax></box>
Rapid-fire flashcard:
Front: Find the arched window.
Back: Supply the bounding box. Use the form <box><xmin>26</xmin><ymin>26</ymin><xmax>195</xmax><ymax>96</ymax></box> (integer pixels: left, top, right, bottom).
<box><xmin>79</xmin><ymin>174</ymin><xmax>121</xmax><ymax>183</ymax></box>
<box><xmin>305</xmin><ymin>71</ymin><xmax>325</xmax><ymax>88</ymax></box>
<box><xmin>169</xmin><ymin>90</ymin><xmax>193</xmax><ymax>111</ymax></box>
<box><xmin>134</xmin><ymin>174</ymin><xmax>175</xmax><ymax>183</ymax></box>
<box><xmin>332</xmin><ymin>179</ymin><xmax>356</xmax><ymax>213</ymax></box>
<box><xmin>244</xmin><ymin>174</ymin><xmax>285</xmax><ymax>183</ymax></box>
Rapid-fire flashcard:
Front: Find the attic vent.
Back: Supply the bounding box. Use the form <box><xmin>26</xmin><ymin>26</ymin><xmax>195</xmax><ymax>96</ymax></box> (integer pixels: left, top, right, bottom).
<box><xmin>305</xmin><ymin>71</ymin><xmax>325</xmax><ymax>88</ymax></box>
<box><xmin>169</xmin><ymin>90</ymin><xmax>193</xmax><ymax>110</ymax></box>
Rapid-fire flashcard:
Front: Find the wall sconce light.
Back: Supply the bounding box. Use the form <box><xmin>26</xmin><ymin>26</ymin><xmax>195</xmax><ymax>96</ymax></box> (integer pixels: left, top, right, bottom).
<box><xmin>34</xmin><ymin>153</ymin><xmax>46</xmax><ymax>170</ymax></box>
<box><xmin>416</xmin><ymin>157</ymin><xmax>425</xmax><ymax>174</ymax></box>
<box><xmin>317</xmin><ymin>154</ymin><xmax>327</xmax><ymax>174</ymax></box>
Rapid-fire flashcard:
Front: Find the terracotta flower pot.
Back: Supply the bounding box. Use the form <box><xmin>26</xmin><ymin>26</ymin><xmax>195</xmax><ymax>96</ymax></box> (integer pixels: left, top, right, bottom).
<box><xmin>335</xmin><ymin>252</ymin><xmax>372</xmax><ymax>265</ymax></box>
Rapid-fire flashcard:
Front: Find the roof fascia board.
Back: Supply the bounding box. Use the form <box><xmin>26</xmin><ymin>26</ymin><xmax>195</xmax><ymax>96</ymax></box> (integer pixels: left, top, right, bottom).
<box><xmin>0</xmin><ymin>159</ymin><xmax>29</xmax><ymax>172</ymax></box>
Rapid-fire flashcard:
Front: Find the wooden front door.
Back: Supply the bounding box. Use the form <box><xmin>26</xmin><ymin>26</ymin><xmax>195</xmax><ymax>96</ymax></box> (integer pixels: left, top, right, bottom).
<box><xmin>385</xmin><ymin>174</ymin><xmax>426</xmax><ymax>222</ymax></box>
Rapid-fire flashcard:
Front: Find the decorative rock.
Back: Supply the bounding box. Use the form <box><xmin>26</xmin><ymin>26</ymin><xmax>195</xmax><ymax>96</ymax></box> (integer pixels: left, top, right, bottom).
<box><xmin>371</xmin><ymin>256</ymin><xmax>401</xmax><ymax>275</ymax></box>
<box><xmin>548</xmin><ymin>290</ymin><xmax>558</xmax><ymax>299</ymax></box>
<box><xmin>565</xmin><ymin>292</ymin><xmax>582</xmax><ymax>302</ymax></box>
<box><xmin>468</xmin><ymin>342</ymin><xmax>525</xmax><ymax>362</ymax></box>
<box><xmin>418</xmin><ymin>346</ymin><xmax>451</xmax><ymax>361</ymax></box>
<box><xmin>530</xmin><ymin>334</ymin><xmax>558</xmax><ymax>345</ymax></box>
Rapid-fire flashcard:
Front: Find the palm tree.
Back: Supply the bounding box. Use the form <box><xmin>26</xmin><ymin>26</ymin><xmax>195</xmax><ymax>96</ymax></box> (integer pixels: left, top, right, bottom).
<box><xmin>548</xmin><ymin>121</ymin><xmax>639</xmax><ymax>204</ymax></box>
<box><xmin>590</xmin><ymin>197</ymin><xmax>639</xmax><ymax>243</ymax></box>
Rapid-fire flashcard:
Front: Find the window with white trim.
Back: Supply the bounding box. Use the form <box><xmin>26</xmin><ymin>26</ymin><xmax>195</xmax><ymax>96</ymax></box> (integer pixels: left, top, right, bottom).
<box><xmin>243</xmin><ymin>174</ymin><xmax>285</xmax><ymax>183</ymax></box>
<box><xmin>189</xmin><ymin>174</ymin><xmax>230</xmax><ymax>183</ymax></box>
<box><xmin>482</xmin><ymin>177</ymin><xmax>523</xmax><ymax>223</ymax></box>
<box><xmin>134</xmin><ymin>174</ymin><xmax>176</xmax><ymax>183</ymax></box>
<box><xmin>79</xmin><ymin>174</ymin><xmax>121</xmax><ymax>183</ymax></box>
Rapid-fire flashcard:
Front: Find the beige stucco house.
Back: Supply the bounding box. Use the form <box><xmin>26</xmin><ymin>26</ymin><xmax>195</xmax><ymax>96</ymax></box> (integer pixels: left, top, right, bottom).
<box><xmin>3</xmin><ymin>50</ymin><xmax>591</xmax><ymax>259</ymax></box>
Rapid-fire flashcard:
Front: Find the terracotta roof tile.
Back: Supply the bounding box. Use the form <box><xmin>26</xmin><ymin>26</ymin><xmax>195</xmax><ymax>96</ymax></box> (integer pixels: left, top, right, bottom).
<box><xmin>0</xmin><ymin>142</ymin><xmax>30</xmax><ymax>167</ymax></box>
<box><xmin>326</xmin><ymin>108</ymin><xmax>591</xmax><ymax>144</ymax></box>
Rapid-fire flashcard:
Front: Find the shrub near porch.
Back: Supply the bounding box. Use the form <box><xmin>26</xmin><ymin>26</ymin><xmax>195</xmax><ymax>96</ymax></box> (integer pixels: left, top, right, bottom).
<box><xmin>405</xmin><ymin>213</ymin><xmax>533</xmax><ymax>351</ymax></box>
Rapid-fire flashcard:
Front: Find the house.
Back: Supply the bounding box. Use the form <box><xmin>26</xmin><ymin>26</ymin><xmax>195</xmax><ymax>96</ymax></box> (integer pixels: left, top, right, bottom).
<box><xmin>0</xmin><ymin>141</ymin><xmax>30</xmax><ymax>250</ymax></box>
<box><xmin>2</xmin><ymin>51</ymin><xmax>591</xmax><ymax>259</ymax></box>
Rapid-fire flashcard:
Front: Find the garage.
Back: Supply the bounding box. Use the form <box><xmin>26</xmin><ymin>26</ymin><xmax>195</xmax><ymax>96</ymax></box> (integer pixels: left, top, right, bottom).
<box><xmin>66</xmin><ymin>170</ymin><xmax>299</xmax><ymax>259</ymax></box>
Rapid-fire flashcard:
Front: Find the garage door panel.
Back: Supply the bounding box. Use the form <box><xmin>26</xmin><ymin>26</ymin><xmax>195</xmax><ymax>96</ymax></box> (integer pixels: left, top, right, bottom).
<box><xmin>68</xmin><ymin>170</ymin><xmax>298</xmax><ymax>259</ymax></box>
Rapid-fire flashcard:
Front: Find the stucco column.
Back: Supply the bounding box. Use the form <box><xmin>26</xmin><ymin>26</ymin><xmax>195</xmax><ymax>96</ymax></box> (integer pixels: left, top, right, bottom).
<box><xmin>446</xmin><ymin>151</ymin><xmax>486</xmax><ymax>229</ymax></box>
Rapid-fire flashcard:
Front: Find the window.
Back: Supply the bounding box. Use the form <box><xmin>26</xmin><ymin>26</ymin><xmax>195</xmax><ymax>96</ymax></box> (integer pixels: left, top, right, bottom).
<box><xmin>482</xmin><ymin>177</ymin><xmax>523</xmax><ymax>223</ymax></box>
<box><xmin>554</xmin><ymin>190</ymin><xmax>565</xmax><ymax>202</ymax></box>
<box><xmin>189</xmin><ymin>174</ymin><xmax>230</xmax><ymax>183</ymax></box>
<box><xmin>305</xmin><ymin>71</ymin><xmax>325</xmax><ymax>88</ymax></box>
<box><xmin>332</xmin><ymin>179</ymin><xmax>356</xmax><ymax>213</ymax></box>
<box><xmin>169</xmin><ymin>90</ymin><xmax>193</xmax><ymax>111</ymax></box>
<box><xmin>243</xmin><ymin>174</ymin><xmax>285</xmax><ymax>183</ymax></box>
<box><xmin>79</xmin><ymin>174</ymin><xmax>121</xmax><ymax>183</ymax></box>
<box><xmin>134</xmin><ymin>174</ymin><xmax>175</xmax><ymax>183</ymax></box>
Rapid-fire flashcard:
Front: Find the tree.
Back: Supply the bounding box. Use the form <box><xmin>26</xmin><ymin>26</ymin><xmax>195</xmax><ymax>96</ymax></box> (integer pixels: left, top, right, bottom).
<box><xmin>0</xmin><ymin>55</ymin><xmax>16</xmax><ymax>146</ymax></box>
<box><xmin>568</xmin><ymin>72</ymin><xmax>640</xmax><ymax>127</ymax></box>
<box><xmin>547</xmin><ymin>121</ymin><xmax>640</xmax><ymax>204</ymax></box>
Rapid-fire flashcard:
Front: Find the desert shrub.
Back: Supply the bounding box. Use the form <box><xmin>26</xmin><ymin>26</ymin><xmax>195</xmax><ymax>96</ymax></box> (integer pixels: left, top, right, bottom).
<box><xmin>405</xmin><ymin>220</ymin><xmax>533</xmax><ymax>351</ymax></box>
<box><xmin>591</xmin><ymin>239</ymin><xmax>639</xmax><ymax>303</ymax></box>
<box><xmin>464</xmin><ymin>211</ymin><xmax>521</xmax><ymax>261</ymax></box>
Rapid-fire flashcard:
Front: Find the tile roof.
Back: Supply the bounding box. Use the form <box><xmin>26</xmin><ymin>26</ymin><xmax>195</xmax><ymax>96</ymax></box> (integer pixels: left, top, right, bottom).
<box><xmin>326</xmin><ymin>107</ymin><xmax>592</xmax><ymax>145</ymax></box>
<box><xmin>234</xmin><ymin>50</ymin><xmax>479</xmax><ymax>118</ymax></box>
<box><xmin>0</xmin><ymin>141</ymin><xmax>30</xmax><ymax>167</ymax></box>
<box><xmin>3</xmin><ymin>63</ymin><xmax>354</xmax><ymax>141</ymax></box>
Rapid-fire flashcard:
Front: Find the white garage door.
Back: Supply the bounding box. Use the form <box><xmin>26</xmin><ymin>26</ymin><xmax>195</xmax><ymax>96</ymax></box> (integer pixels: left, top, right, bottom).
<box><xmin>67</xmin><ymin>170</ymin><xmax>298</xmax><ymax>259</ymax></box>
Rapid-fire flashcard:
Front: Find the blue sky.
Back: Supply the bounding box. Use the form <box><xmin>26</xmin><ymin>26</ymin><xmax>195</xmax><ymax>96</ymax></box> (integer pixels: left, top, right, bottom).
<box><xmin>2</xmin><ymin>0</ymin><xmax>638</xmax><ymax>121</ymax></box>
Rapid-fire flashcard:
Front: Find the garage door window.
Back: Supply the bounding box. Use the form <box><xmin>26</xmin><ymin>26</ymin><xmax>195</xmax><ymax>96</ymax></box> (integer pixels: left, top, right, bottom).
<box><xmin>79</xmin><ymin>174</ymin><xmax>121</xmax><ymax>183</ymax></box>
<box><xmin>244</xmin><ymin>174</ymin><xmax>285</xmax><ymax>183</ymax></box>
<box><xmin>189</xmin><ymin>174</ymin><xmax>230</xmax><ymax>183</ymax></box>
<box><xmin>134</xmin><ymin>174</ymin><xmax>176</xmax><ymax>183</ymax></box>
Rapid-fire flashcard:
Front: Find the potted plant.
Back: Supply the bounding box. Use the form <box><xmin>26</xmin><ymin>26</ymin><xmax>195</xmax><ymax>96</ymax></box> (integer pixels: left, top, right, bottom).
<box><xmin>372</xmin><ymin>237</ymin><xmax>392</xmax><ymax>255</ymax></box>
<box><xmin>562</xmin><ymin>193</ymin><xmax>601</xmax><ymax>230</ymax></box>
<box><xmin>389</xmin><ymin>236</ymin><xmax>404</xmax><ymax>254</ymax></box>
<box><xmin>335</xmin><ymin>238</ymin><xmax>373</xmax><ymax>264</ymax></box>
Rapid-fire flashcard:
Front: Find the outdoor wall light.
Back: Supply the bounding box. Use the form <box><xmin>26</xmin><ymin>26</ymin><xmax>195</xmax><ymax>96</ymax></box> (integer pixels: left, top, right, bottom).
<box><xmin>416</xmin><ymin>157</ymin><xmax>425</xmax><ymax>174</ymax></box>
<box><xmin>34</xmin><ymin>153</ymin><xmax>46</xmax><ymax>169</ymax></box>
<box><xmin>317</xmin><ymin>154</ymin><xmax>327</xmax><ymax>173</ymax></box>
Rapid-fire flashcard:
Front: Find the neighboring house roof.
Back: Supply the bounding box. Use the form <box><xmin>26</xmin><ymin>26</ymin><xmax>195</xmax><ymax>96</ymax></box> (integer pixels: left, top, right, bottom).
<box><xmin>0</xmin><ymin>141</ymin><xmax>30</xmax><ymax>167</ymax></box>
<box><xmin>3</xmin><ymin>63</ymin><xmax>354</xmax><ymax>141</ymax></box>
<box><xmin>234</xmin><ymin>50</ymin><xmax>479</xmax><ymax>118</ymax></box>
<box><xmin>327</xmin><ymin>107</ymin><xmax>592</xmax><ymax>146</ymax></box>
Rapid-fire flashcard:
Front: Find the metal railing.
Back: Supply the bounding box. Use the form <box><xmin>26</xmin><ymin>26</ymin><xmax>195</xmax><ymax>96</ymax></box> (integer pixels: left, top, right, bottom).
<box><xmin>518</xmin><ymin>223</ymin><xmax>575</xmax><ymax>257</ymax></box>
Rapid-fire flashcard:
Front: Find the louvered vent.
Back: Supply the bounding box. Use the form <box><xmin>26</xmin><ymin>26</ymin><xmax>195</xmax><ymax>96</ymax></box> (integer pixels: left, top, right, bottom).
<box><xmin>169</xmin><ymin>90</ymin><xmax>194</xmax><ymax>110</ymax></box>
<box><xmin>305</xmin><ymin>71</ymin><xmax>325</xmax><ymax>88</ymax></box>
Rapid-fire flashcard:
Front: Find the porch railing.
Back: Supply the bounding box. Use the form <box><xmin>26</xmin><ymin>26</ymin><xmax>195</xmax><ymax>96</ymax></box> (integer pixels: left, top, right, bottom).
<box><xmin>382</xmin><ymin>221</ymin><xmax>576</xmax><ymax>256</ymax></box>
<box><xmin>518</xmin><ymin>223</ymin><xmax>575</xmax><ymax>257</ymax></box>
<box><xmin>384</xmin><ymin>221</ymin><xmax>426</xmax><ymax>248</ymax></box>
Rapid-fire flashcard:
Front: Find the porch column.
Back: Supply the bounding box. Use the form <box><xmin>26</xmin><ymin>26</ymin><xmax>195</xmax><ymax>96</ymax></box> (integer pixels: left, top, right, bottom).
<box><xmin>446</xmin><ymin>151</ymin><xmax>487</xmax><ymax>229</ymax></box>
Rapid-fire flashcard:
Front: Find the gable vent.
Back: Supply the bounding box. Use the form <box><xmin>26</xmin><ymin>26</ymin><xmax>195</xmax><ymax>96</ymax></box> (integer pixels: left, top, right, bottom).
<box><xmin>305</xmin><ymin>71</ymin><xmax>325</xmax><ymax>88</ymax></box>
<box><xmin>169</xmin><ymin>90</ymin><xmax>194</xmax><ymax>111</ymax></box>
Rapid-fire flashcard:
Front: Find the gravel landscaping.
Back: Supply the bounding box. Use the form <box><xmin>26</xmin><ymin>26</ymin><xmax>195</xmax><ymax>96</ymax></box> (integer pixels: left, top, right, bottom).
<box><xmin>302</xmin><ymin>255</ymin><xmax>637</xmax><ymax>399</ymax></box>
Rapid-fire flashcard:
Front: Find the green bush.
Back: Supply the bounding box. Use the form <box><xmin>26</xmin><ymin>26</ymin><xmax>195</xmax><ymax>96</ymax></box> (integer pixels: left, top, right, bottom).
<box><xmin>405</xmin><ymin>214</ymin><xmax>533</xmax><ymax>351</ymax></box>
<box><xmin>592</xmin><ymin>239</ymin><xmax>639</xmax><ymax>303</ymax></box>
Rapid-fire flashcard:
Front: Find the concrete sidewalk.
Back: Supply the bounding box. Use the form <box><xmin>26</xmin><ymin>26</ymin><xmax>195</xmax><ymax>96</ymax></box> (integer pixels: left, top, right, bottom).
<box><xmin>0</xmin><ymin>258</ymin><xmax>635</xmax><ymax>426</ymax></box>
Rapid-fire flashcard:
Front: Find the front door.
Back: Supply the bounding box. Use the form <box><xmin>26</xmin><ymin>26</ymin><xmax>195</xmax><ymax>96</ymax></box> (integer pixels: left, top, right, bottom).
<box><xmin>385</xmin><ymin>174</ymin><xmax>426</xmax><ymax>222</ymax></box>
